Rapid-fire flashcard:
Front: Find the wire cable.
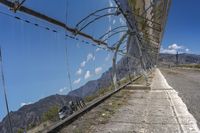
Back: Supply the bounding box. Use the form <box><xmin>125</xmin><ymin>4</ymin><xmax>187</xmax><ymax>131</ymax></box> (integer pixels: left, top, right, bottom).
<box><xmin>65</xmin><ymin>0</ymin><xmax>73</xmax><ymax>91</ymax></box>
<box><xmin>0</xmin><ymin>47</ymin><xmax>13</xmax><ymax>133</ymax></box>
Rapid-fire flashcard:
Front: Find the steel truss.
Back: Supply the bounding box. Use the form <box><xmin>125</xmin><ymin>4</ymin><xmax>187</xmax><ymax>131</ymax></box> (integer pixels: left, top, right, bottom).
<box><xmin>75</xmin><ymin>7</ymin><xmax>120</xmax><ymax>31</ymax></box>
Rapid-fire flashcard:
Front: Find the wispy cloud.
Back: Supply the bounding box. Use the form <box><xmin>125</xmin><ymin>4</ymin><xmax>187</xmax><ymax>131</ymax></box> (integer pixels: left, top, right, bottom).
<box><xmin>112</xmin><ymin>19</ymin><xmax>116</xmax><ymax>25</ymax></box>
<box><xmin>80</xmin><ymin>61</ymin><xmax>86</xmax><ymax>67</ymax></box>
<box><xmin>185</xmin><ymin>48</ymin><xmax>190</xmax><ymax>52</ymax></box>
<box><xmin>59</xmin><ymin>87</ymin><xmax>67</xmax><ymax>93</ymax></box>
<box><xmin>76</xmin><ymin>68</ymin><xmax>82</xmax><ymax>75</ymax></box>
<box><xmin>78</xmin><ymin>53</ymin><xmax>96</xmax><ymax>73</ymax></box>
<box><xmin>119</xmin><ymin>17</ymin><xmax>125</xmax><ymax>25</ymax></box>
<box><xmin>108</xmin><ymin>25</ymin><xmax>112</xmax><ymax>32</ymax></box>
<box><xmin>160</xmin><ymin>43</ymin><xmax>190</xmax><ymax>54</ymax></box>
<box><xmin>108</xmin><ymin>0</ymin><xmax>114</xmax><ymax>22</ymax></box>
<box><xmin>95</xmin><ymin>67</ymin><xmax>102</xmax><ymax>75</ymax></box>
<box><xmin>87</xmin><ymin>53</ymin><xmax>95</xmax><ymax>62</ymax></box>
<box><xmin>109</xmin><ymin>0</ymin><xmax>113</xmax><ymax>7</ymax></box>
<box><xmin>84</xmin><ymin>70</ymin><xmax>91</xmax><ymax>79</ymax></box>
<box><xmin>105</xmin><ymin>54</ymin><xmax>111</xmax><ymax>61</ymax></box>
<box><xmin>96</xmin><ymin>48</ymin><xmax>101</xmax><ymax>52</ymax></box>
<box><xmin>73</xmin><ymin>78</ymin><xmax>81</xmax><ymax>84</ymax></box>
<box><xmin>20</xmin><ymin>102</ymin><xmax>32</xmax><ymax>107</ymax></box>
<box><xmin>168</xmin><ymin>44</ymin><xmax>183</xmax><ymax>50</ymax></box>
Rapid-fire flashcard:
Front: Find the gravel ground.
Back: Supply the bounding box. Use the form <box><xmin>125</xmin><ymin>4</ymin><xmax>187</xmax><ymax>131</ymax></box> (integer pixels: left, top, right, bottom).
<box><xmin>160</xmin><ymin>68</ymin><xmax>200</xmax><ymax>129</ymax></box>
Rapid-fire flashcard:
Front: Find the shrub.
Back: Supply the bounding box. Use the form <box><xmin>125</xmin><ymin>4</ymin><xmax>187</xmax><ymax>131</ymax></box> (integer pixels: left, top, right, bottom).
<box><xmin>42</xmin><ymin>106</ymin><xmax>59</xmax><ymax>122</ymax></box>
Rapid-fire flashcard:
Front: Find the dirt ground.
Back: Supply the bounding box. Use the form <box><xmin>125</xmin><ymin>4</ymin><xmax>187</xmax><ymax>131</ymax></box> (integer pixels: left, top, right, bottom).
<box><xmin>59</xmin><ymin>89</ymin><xmax>132</xmax><ymax>133</ymax></box>
<box><xmin>160</xmin><ymin>68</ymin><xmax>200</xmax><ymax>129</ymax></box>
<box><xmin>27</xmin><ymin>74</ymin><xmax>148</xmax><ymax>133</ymax></box>
<box><xmin>59</xmin><ymin>73</ymin><xmax>152</xmax><ymax>133</ymax></box>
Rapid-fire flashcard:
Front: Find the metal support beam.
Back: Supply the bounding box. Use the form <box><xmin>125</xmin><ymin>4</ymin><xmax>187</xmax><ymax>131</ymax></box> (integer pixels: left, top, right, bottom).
<box><xmin>113</xmin><ymin>0</ymin><xmax>135</xmax><ymax>31</ymax></box>
<box><xmin>99</xmin><ymin>26</ymin><xmax>127</xmax><ymax>40</ymax></box>
<box><xmin>75</xmin><ymin>7</ymin><xmax>118</xmax><ymax>28</ymax></box>
<box><xmin>0</xmin><ymin>0</ymin><xmax>107</xmax><ymax>46</ymax></box>
<box><xmin>143</xmin><ymin>31</ymin><xmax>160</xmax><ymax>40</ymax></box>
<box><xmin>112</xmin><ymin>32</ymin><xmax>128</xmax><ymax>90</ymax></box>
<box><xmin>78</xmin><ymin>12</ymin><xmax>120</xmax><ymax>32</ymax></box>
<box><xmin>11</xmin><ymin>0</ymin><xmax>27</xmax><ymax>12</ymax></box>
<box><xmin>135</xmin><ymin>36</ymin><xmax>149</xmax><ymax>85</ymax></box>
<box><xmin>0</xmin><ymin>48</ymin><xmax>13</xmax><ymax>133</ymax></box>
<box><xmin>131</xmin><ymin>10</ymin><xmax>161</xmax><ymax>26</ymax></box>
<box><xmin>102</xmin><ymin>30</ymin><xmax>128</xmax><ymax>42</ymax></box>
<box><xmin>140</xmin><ymin>0</ymin><xmax>160</xmax><ymax>16</ymax></box>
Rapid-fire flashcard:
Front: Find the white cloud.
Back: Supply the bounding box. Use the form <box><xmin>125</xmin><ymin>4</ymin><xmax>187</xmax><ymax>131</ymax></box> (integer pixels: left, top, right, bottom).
<box><xmin>73</xmin><ymin>78</ymin><xmax>81</xmax><ymax>84</ymax></box>
<box><xmin>59</xmin><ymin>87</ymin><xmax>67</xmax><ymax>93</ymax></box>
<box><xmin>160</xmin><ymin>47</ymin><xmax>177</xmax><ymax>54</ymax></box>
<box><xmin>76</xmin><ymin>68</ymin><xmax>82</xmax><ymax>75</ymax></box>
<box><xmin>160</xmin><ymin>43</ymin><xmax>190</xmax><ymax>54</ymax></box>
<box><xmin>84</xmin><ymin>70</ymin><xmax>91</xmax><ymax>79</ymax></box>
<box><xmin>108</xmin><ymin>26</ymin><xmax>112</xmax><ymax>31</ymax></box>
<box><xmin>168</xmin><ymin>44</ymin><xmax>183</xmax><ymax>50</ymax></box>
<box><xmin>105</xmin><ymin>54</ymin><xmax>110</xmax><ymax>61</ymax></box>
<box><xmin>80</xmin><ymin>61</ymin><xmax>86</xmax><ymax>67</ymax></box>
<box><xmin>95</xmin><ymin>67</ymin><xmax>102</xmax><ymax>75</ymax></box>
<box><xmin>108</xmin><ymin>0</ymin><xmax>114</xmax><ymax>22</ymax></box>
<box><xmin>96</xmin><ymin>48</ymin><xmax>101</xmax><ymax>52</ymax></box>
<box><xmin>185</xmin><ymin>48</ymin><xmax>190</xmax><ymax>52</ymax></box>
<box><xmin>119</xmin><ymin>17</ymin><xmax>125</xmax><ymax>25</ymax></box>
<box><xmin>20</xmin><ymin>102</ymin><xmax>32</xmax><ymax>107</ymax></box>
<box><xmin>112</xmin><ymin>19</ymin><xmax>116</xmax><ymax>25</ymax></box>
<box><xmin>87</xmin><ymin>53</ymin><xmax>95</xmax><ymax>62</ymax></box>
<box><xmin>119</xmin><ymin>32</ymin><xmax>126</xmax><ymax>39</ymax></box>
<box><xmin>79</xmin><ymin>53</ymin><xmax>95</xmax><ymax>70</ymax></box>
<box><xmin>109</xmin><ymin>0</ymin><xmax>113</xmax><ymax>7</ymax></box>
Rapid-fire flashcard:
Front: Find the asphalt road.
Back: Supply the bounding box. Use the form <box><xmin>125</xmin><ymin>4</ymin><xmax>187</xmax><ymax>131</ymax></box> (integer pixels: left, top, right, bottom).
<box><xmin>160</xmin><ymin>68</ymin><xmax>200</xmax><ymax>129</ymax></box>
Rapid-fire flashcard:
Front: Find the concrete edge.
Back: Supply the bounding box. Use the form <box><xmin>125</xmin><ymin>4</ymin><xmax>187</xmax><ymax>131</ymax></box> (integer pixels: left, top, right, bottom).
<box><xmin>43</xmin><ymin>75</ymin><xmax>142</xmax><ymax>133</ymax></box>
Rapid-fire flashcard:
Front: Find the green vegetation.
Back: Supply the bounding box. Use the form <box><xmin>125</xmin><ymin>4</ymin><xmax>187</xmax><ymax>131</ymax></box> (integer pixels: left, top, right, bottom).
<box><xmin>84</xmin><ymin>74</ymin><xmax>136</xmax><ymax>103</ymax></box>
<box><xmin>61</xmin><ymin>74</ymin><xmax>148</xmax><ymax>132</ymax></box>
<box><xmin>63</xmin><ymin>89</ymin><xmax>132</xmax><ymax>132</ymax></box>
<box><xmin>84</xmin><ymin>85</ymin><xmax>114</xmax><ymax>103</ymax></box>
<box><xmin>27</xmin><ymin>123</ymin><xmax>36</xmax><ymax>131</ymax></box>
<box><xmin>118</xmin><ymin>74</ymin><xmax>132</xmax><ymax>85</ymax></box>
<box><xmin>17</xmin><ymin>128</ymin><xmax>24</xmax><ymax>133</ymax></box>
<box><xmin>42</xmin><ymin>106</ymin><xmax>59</xmax><ymax>122</ymax></box>
<box><xmin>128</xmin><ymin>0</ymin><xmax>136</xmax><ymax>11</ymax></box>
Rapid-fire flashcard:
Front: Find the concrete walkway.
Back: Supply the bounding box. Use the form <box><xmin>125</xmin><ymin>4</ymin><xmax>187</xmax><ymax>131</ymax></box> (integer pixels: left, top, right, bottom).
<box><xmin>94</xmin><ymin>69</ymin><xmax>200</xmax><ymax>133</ymax></box>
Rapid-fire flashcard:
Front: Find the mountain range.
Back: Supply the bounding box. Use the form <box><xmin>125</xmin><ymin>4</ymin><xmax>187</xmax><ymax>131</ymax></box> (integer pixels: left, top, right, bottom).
<box><xmin>1</xmin><ymin>53</ymin><xmax>200</xmax><ymax>132</ymax></box>
<box><xmin>159</xmin><ymin>53</ymin><xmax>200</xmax><ymax>65</ymax></box>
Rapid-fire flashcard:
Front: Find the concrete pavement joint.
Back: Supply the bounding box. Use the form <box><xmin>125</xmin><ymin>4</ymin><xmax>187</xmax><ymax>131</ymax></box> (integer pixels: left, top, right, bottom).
<box><xmin>165</xmin><ymin>90</ymin><xmax>184</xmax><ymax>133</ymax></box>
<box><xmin>158</xmin><ymin>69</ymin><xmax>200</xmax><ymax>133</ymax></box>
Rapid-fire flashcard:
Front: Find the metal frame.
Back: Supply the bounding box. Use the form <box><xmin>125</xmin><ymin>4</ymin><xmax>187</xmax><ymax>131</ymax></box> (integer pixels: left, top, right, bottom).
<box><xmin>99</xmin><ymin>25</ymin><xmax>127</xmax><ymax>40</ymax></box>
<box><xmin>0</xmin><ymin>0</ymin><xmax>108</xmax><ymax>46</ymax></box>
<box><xmin>131</xmin><ymin>10</ymin><xmax>161</xmax><ymax>26</ymax></box>
<box><xmin>74</xmin><ymin>7</ymin><xmax>123</xmax><ymax>32</ymax></box>
<box><xmin>0</xmin><ymin>48</ymin><xmax>13</xmax><ymax>133</ymax></box>
<box><xmin>77</xmin><ymin>12</ymin><xmax>120</xmax><ymax>32</ymax></box>
<box><xmin>112</xmin><ymin>32</ymin><xmax>129</xmax><ymax>90</ymax></box>
<box><xmin>75</xmin><ymin>7</ymin><xmax>118</xmax><ymax>28</ymax></box>
<box><xmin>11</xmin><ymin>0</ymin><xmax>27</xmax><ymax>12</ymax></box>
<box><xmin>102</xmin><ymin>30</ymin><xmax>128</xmax><ymax>42</ymax></box>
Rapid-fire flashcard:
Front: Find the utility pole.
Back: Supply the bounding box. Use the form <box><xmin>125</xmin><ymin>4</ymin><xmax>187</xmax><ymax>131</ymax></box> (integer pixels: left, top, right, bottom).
<box><xmin>176</xmin><ymin>51</ymin><xmax>179</xmax><ymax>65</ymax></box>
<box><xmin>0</xmin><ymin>47</ymin><xmax>13</xmax><ymax>133</ymax></box>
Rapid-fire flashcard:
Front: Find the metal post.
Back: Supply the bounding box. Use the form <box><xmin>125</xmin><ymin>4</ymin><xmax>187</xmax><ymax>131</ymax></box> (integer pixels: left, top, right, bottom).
<box><xmin>0</xmin><ymin>47</ymin><xmax>13</xmax><ymax>133</ymax></box>
<box><xmin>112</xmin><ymin>33</ymin><xmax>128</xmax><ymax>90</ymax></box>
<box><xmin>134</xmin><ymin>34</ymin><xmax>149</xmax><ymax>86</ymax></box>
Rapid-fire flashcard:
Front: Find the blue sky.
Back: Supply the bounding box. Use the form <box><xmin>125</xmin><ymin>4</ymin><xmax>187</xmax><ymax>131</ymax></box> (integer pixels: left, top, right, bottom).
<box><xmin>0</xmin><ymin>0</ymin><xmax>200</xmax><ymax>121</ymax></box>
<box><xmin>0</xmin><ymin>0</ymin><xmax>127</xmax><ymax>120</ymax></box>
<box><xmin>161</xmin><ymin>0</ymin><xmax>200</xmax><ymax>54</ymax></box>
